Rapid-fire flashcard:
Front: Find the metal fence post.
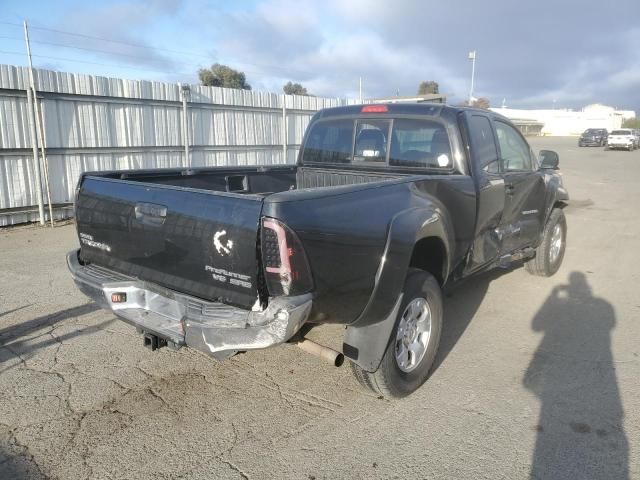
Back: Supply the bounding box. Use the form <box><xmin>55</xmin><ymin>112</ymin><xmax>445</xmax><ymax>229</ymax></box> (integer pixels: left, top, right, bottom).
<box><xmin>36</xmin><ymin>95</ymin><xmax>55</xmax><ymax>227</ymax></box>
<box><xmin>180</xmin><ymin>84</ymin><xmax>191</xmax><ymax>168</ymax></box>
<box><xmin>282</xmin><ymin>95</ymin><xmax>287</xmax><ymax>163</ymax></box>
<box><xmin>25</xmin><ymin>88</ymin><xmax>45</xmax><ymax>225</ymax></box>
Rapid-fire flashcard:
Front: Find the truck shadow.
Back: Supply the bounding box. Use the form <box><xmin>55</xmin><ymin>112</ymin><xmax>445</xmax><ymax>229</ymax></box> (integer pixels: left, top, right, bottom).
<box><xmin>0</xmin><ymin>443</ymin><xmax>46</xmax><ymax>480</ymax></box>
<box><xmin>434</xmin><ymin>267</ymin><xmax>508</xmax><ymax>371</ymax></box>
<box><xmin>0</xmin><ymin>303</ymin><xmax>99</xmax><ymax>345</ymax></box>
<box><xmin>0</xmin><ymin>303</ymin><xmax>107</xmax><ymax>373</ymax></box>
<box><xmin>523</xmin><ymin>272</ymin><xmax>628</xmax><ymax>479</ymax></box>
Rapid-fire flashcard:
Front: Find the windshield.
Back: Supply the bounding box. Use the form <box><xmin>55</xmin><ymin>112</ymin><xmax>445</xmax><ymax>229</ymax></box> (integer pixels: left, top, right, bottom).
<box><xmin>302</xmin><ymin>117</ymin><xmax>452</xmax><ymax>169</ymax></box>
<box><xmin>611</xmin><ymin>130</ymin><xmax>631</xmax><ymax>135</ymax></box>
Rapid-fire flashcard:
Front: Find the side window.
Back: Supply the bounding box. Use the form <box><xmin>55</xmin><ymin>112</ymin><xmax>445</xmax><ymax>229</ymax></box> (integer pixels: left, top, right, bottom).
<box><xmin>530</xmin><ymin>146</ymin><xmax>539</xmax><ymax>170</ymax></box>
<box><xmin>468</xmin><ymin>115</ymin><xmax>499</xmax><ymax>174</ymax></box>
<box><xmin>495</xmin><ymin>121</ymin><xmax>533</xmax><ymax>171</ymax></box>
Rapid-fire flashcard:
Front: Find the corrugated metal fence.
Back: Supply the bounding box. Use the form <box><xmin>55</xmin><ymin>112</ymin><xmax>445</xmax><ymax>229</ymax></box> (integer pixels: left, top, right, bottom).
<box><xmin>0</xmin><ymin>64</ymin><xmax>356</xmax><ymax>226</ymax></box>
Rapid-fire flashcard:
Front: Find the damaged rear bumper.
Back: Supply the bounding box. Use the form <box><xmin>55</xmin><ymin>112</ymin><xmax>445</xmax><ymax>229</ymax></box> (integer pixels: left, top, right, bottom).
<box><xmin>66</xmin><ymin>250</ymin><xmax>312</xmax><ymax>358</ymax></box>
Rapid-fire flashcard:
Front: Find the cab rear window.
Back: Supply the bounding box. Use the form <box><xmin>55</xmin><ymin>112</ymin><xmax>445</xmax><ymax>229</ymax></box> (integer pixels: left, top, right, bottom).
<box><xmin>354</xmin><ymin>119</ymin><xmax>390</xmax><ymax>164</ymax></box>
<box><xmin>302</xmin><ymin>119</ymin><xmax>353</xmax><ymax>164</ymax></box>
<box><xmin>302</xmin><ymin>118</ymin><xmax>452</xmax><ymax>169</ymax></box>
<box><xmin>390</xmin><ymin>119</ymin><xmax>452</xmax><ymax>168</ymax></box>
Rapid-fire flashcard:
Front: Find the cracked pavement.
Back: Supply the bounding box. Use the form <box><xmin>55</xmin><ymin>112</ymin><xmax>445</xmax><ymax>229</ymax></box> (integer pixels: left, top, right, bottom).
<box><xmin>1</xmin><ymin>137</ymin><xmax>639</xmax><ymax>479</ymax></box>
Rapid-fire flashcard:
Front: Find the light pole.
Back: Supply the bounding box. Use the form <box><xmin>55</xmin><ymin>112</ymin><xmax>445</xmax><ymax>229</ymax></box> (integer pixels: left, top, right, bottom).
<box><xmin>468</xmin><ymin>50</ymin><xmax>476</xmax><ymax>105</ymax></box>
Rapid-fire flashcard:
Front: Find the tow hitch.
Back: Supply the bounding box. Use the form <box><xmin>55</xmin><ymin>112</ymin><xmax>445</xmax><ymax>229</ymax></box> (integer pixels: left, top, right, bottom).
<box><xmin>143</xmin><ymin>332</ymin><xmax>167</xmax><ymax>351</ymax></box>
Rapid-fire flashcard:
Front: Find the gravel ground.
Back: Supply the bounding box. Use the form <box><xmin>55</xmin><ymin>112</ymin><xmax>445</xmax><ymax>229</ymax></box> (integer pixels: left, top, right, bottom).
<box><xmin>0</xmin><ymin>136</ymin><xmax>638</xmax><ymax>479</ymax></box>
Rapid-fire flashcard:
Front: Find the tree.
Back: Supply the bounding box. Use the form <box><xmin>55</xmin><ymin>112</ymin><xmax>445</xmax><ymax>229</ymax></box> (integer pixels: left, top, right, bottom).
<box><xmin>417</xmin><ymin>81</ymin><xmax>439</xmax><ymax>95</ymax></box>
<box><xmin>470</xmin><ymin>97</ymin><xmax>490</xmax><ymax>109</ymax></box>
<box><xmin>198</xmin><ymin>64</ymin><xmax>251</xmax><ymax>90</ymax></box>
<box><xmin>622</xmin><ymin>118</ymin><xmax>640</xmax><ymax>129</ymax></box>
<box><xmin>283</xmin><ymin>82</ymin><xmax>311</xmax><ymax>96</ymax></box>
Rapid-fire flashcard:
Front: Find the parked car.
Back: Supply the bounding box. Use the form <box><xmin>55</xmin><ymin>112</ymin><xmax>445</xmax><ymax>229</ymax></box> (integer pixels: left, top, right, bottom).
<box><xmin>578</xmin><ymin>128</ymin><xmax>608</xmax><ymax>147</ymax></box>
<box><xmin>607</xmin><ymin>129</ymin><xmax>636</xmax><ymax>151</ymax></box>
<box><xmin>67</xmin><ymin>103</ymin><xmax>569</xmax><ymax>398</ymax></box>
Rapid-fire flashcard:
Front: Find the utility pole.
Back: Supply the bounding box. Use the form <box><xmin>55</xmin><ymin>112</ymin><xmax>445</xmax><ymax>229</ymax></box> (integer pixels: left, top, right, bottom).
<box><xmin>359</xmin><ymin>77</ymin><xmax>362</xmax><ymax>103</ymax></box>
<box><xmin>468</xmin><ymin>50</ymin><xmax>477</xmax><ymax>105</ymax></box>
<box><xmin>23</xmin><ymin>20</ymin><xmax>45</xmax><ymax>225</ymax></box>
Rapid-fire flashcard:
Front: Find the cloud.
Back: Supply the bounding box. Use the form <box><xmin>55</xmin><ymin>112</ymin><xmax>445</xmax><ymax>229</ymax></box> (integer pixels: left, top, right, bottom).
<box><xmin>47</xmin><ymin>0</ymin><xmax>185</xmax><ymax>71</ymax></box>
<box><xmin>19</xmin><ymin>0</ymin><xmax>639</xmax><ymax>111</ymax></box>
<box><xmin>209</xmin><ymin>0</ymin><xmax>324</xmax><ymax>80</ymax></box>
<box><xmin>206</xmin><ymin>0</ymin><xmax>466</xmax><ymax>99</ymax></box>
<box><xmin>206</xmin><ymin>0</ymin><xmax>640</xmax><ymax>110</ymax></box>
<box><xmin>300</xmin><ymin>34</ymin><xmax>469</xmax><ymax>99</ymax></box>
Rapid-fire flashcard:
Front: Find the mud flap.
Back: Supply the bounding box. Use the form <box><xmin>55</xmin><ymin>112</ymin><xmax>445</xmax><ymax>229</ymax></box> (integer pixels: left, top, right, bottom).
<box><xmin>342</xmin><ymin>294</ymin><xmax>403</xmax><ymax>373</ymax></box>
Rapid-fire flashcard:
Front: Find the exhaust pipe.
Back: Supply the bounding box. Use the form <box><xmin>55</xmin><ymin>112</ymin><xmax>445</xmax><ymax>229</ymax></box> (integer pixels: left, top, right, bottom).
<box><xmin>295</xmin><ymin>338</ymin><xmax>344</xmax><ymax>367</ymax></box>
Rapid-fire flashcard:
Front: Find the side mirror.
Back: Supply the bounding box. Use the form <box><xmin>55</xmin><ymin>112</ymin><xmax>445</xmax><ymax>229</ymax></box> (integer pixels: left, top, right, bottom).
<box><xmin>539</xmin><ymin>150</ymin><xmax>559</xmax><ymax>170</ymax></box>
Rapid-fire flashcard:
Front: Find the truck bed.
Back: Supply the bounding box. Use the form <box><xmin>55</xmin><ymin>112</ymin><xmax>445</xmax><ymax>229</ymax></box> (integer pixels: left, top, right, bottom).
<box><xmin>74</xmin><ymin>165</ymin><xmax>405</xmax><ymax>310</ymax></box>
<box><xmin>94</xmin><ymin>165</ymin><xmax>405</xmax><ymax>195</ymax></box>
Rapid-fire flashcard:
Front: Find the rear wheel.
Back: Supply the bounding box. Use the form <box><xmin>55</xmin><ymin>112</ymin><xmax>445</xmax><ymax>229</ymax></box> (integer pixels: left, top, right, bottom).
<box><xmin>525</xmin><ymin>208</ymin><xmax>567</xmax><ymax>277</ymax></box>
<box><xmin>350</xmin><ymin>269</ymin><xmax>443</xmax><ymax>398</ymax></box>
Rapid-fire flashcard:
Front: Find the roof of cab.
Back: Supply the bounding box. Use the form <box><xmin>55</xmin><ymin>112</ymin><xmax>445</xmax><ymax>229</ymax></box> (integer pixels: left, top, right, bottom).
<box><xmin>315</xmin><ymin>102</ymin><xmax>445</xmax><ymax>119</ymax></box>
<box><xmin>313</xmin><ymin>102</ymin><xmax>504</xmax><ymax>120</ymax></box>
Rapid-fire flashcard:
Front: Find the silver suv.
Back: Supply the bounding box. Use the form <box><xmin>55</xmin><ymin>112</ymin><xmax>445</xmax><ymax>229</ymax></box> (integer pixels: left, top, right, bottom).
<box><xmin>607</xmin><ymin>129</ymin><xmax>636</xmax><ymax>151</ymax></box>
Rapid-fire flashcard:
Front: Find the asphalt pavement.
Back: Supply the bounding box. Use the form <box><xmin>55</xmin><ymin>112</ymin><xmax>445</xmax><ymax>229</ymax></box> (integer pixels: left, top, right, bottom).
<box><xmin>0</xmin><ymin>136</ymin><xmax>638</xmax><ymax>479</ymax></box>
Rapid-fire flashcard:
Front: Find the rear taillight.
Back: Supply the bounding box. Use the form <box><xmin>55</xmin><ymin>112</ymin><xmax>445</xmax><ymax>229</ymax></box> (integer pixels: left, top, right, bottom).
<box><xmin>261</xmin><ymin>217</ymin><xmax>313</xmax><ymax>296</ymax></box>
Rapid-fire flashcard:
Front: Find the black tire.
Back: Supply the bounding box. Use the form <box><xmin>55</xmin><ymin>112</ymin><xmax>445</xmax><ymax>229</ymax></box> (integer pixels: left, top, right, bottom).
<box><xmin>350</xmin><ymin>269</ymin><xmax>443</xmax><ymax>398</ymax></box>
<box><xmin>525</xmin><ymin>208</ymin><xmax>567</xmax><ymax>277</ymax></box>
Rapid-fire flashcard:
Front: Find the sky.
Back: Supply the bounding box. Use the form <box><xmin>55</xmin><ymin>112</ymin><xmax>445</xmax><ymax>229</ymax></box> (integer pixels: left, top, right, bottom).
<box><xmin>1</xmin><ymin>0</ymin><xmax>639</xmax><ymax>112</ymax></box>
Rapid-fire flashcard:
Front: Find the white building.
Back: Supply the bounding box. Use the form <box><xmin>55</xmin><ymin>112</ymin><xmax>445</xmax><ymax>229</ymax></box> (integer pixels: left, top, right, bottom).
<box><xmin>490</xmin><ymin>104</ymin><xmax>636</xmax><ymax>136</ymax></box>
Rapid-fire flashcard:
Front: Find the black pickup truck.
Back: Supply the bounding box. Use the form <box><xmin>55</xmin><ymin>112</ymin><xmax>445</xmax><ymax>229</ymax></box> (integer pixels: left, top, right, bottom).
<box><xmin>68</xmin><ymin>103</ymin><xmax>568</xmax><ymax>397</ymax></box>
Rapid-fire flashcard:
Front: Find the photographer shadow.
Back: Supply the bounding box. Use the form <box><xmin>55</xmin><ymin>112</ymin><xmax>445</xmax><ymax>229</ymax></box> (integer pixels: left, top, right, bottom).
<box><xmin>524</xmin><ymin>272</ymin><xmax>628</xmax><ymax>479</ymax></box>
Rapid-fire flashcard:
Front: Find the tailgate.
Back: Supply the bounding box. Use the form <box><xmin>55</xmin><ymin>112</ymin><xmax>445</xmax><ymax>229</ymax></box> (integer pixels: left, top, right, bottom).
<box><xmin>75</xmin><ymin>176</ymin><xmax>264</xmax><ymax>309</ymax></box>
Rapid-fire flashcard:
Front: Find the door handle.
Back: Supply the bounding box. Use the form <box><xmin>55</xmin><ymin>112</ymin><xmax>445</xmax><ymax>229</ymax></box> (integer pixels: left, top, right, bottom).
<box><xmin>505</xmin><ymin>183</ymin><xmax>515</xmax><ymax>195</ymax></box>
